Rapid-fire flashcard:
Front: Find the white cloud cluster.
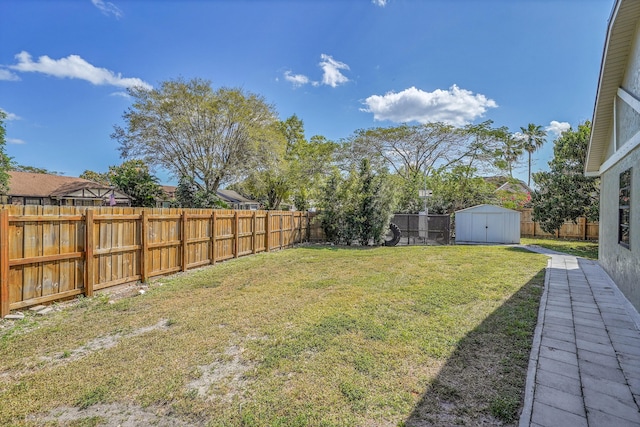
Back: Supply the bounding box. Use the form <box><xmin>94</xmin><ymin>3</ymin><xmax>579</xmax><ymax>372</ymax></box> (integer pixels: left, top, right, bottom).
<box><xmin>319</xmin><ymin>54</ymin><xmax>350</xmax><ymax>88</ymax></box>
<box><xmin>9</xmin><ymin>51</ymin><xmax>152</xmax><ymax>90</ymax></box>
<box><xmin>546</xmin><ymin>120</ymin><xmax>571</xmax><ymax>136</ymax></box>
<box><xmin>284</xmin><ymin>54</ymin><xmax>350</xmax><ymax>89</ymax></box>
<box><xmin>7</xmin><ymin>138</ymin><xmax>25</xmax><ymax>145</ymax></box>
<box><xmin>372</xmin><ymin>0</ymin><xmax>388</xmax><ymax>6</ymax></box>
<box><xmin>284</xmin><ymin>71</ymin><xmax>313</xmax><ymax>87</ymax></box>
<box><xmin>0</xmin><ymin>69</ymin><xmax>20</xmax><ymax>81</ymax></box>
<box><xmin>91</xmin><ymin>0</ymin><xmax>123</xmax><ymax>19</ymax></box>
<box><xmin>361</xmin><ymin>85</ymin><xmax>497</xmax><ymax>126</ymax></box>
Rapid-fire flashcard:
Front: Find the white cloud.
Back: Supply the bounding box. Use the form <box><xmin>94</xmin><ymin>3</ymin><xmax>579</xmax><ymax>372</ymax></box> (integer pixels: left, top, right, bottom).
<box><xmin>512</xmin><ymin>132</ymin><xmax>526</xmax><ymax>141</ymax></box>
<box><xmin>7</xmin><ymin>138</ymin><xmax>26</xmax><ymax>145</ymax></box>
<box><xmin>319</xmin><ymin>54</ymin><xmax>350</xmax><ymax>88</ymax></box>
<box><xmin>546</xmin><ymin>120</ymin><xmax>571</xmax><ymax>136</ymax></box>
<box><xmin>0</xmin><ymin>108</ymin><xmax>20</xmax><ymax>121</ymax></box>
<box><xmin>362</xmin><ymin>85</ymin><xmax>497</xmax><ymax>126</ymax></box>
<box><xmin>91</xmin><ymin>0</ymin><xmax>123</xmax><ymax>19</ymax></box>
<box><xmin>0</xmin><ymin>69</ymin><xmax>20</xmax><ymax>81</ymax></box>
<box><xmin>284</xmin><ymin>71</ymin><xmax>312</xmax><ymax>87</ymax></box>
<box><xmin>372</xmin><ymin>0</ymin><xmax>388</xmax><ymax>6</ymax></box>
<box><xmin>283</xmin><ymin>54</ymin><xmax>349</xmax><ymax>88</ymax></box>
<box><xmin>9</xmin><ymin>51</ymin><xmax>152</xmax><ymax>90</ymax></box>
<box><xmin>110</xmin><ymin>91</ymin><xmax>131</xmax><ymax>98</ymax></box>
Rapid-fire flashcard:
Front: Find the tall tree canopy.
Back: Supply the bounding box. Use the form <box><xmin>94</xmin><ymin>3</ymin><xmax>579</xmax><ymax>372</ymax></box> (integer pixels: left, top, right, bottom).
<box><xmin>345</xmin><ymin>123</ymin><xmax>466</xmax><ymax>180</ymax></box>
<box><xmin>112</xmin><ymin>78</ymin><xmax>282</xmax><ymax>193</ymax></box>
<box><xmin>232</xmin><ymin>115</ymin><xmax>336</xmax><ymax>210</ymax></box>
<box><xmin>520</xmin><ymin>123</ymin><xmax>547</xmax><ymax>186</ymax></box>
<box><xmin>345</xmin><ymin>121</ymin><xmax>512</xmax><ymax>213</ymax></box>
<box><xmin>531</xmin><ymin>122</ymin><xmax>599</xmax><ymax>234</ymax></box>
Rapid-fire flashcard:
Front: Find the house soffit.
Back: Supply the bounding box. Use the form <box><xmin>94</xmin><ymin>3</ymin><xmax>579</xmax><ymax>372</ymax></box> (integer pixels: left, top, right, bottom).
<box><xmin>587</xmin><ymin>0</ymin><xmax>640</xmax><ymax>175</ymax></box>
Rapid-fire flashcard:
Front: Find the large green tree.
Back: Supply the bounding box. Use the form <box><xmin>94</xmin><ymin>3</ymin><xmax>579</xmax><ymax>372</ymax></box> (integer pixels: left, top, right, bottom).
<box><xmin>319</xmin><ymin>161</ymin><xmax>394</xmax><ymax>246</ymax></box>
<box><xmin>81</xmin><ymin>160</ymin><xmax>163</xmax><ymax>207</ymax></box>
<box><xmin>232</xmin><ymin>115</ymin><xmax>336</xmax><ymax>210</ymax></box>
<box><xmin>112</xmin><ymin>78</ymin><xmax>282</xmax><ymax>193</ymax></box>
<box><xmin>108</xmin><ymin>160</ymin><xmax>163</xmax><ymax>207</ymax></box>
<box><xmin>175</xmin><ymin>175</ymin><xmax>226</xmax><ymax>209</ymax></box>
<box><xmin>531</xmin><ymin>122</ymin><xmax>599</xmax><ymax>234</ymax></box>
<box><xmin>345</xmin><ymin>123</ymin><xmax>466</xmax><ymax>180</ymax></box>
<box><xmin>520</xmin><ymin>123</ymin><xmax>547</xmax><ymax>186</ymax></box>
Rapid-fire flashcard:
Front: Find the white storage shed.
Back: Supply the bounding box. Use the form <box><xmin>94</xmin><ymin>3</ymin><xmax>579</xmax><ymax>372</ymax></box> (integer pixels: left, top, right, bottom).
<box><xmin>455</xmin><ymin>204</ymin><xmax>521</xmax><ymax>244</ymax></box>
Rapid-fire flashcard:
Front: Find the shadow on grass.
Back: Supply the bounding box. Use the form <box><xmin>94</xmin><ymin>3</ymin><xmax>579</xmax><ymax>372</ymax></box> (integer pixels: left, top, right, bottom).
<box><xmin>404</xmin><ymin>268</ymin><xmax>545</xmax><ymax>426</ymax></box>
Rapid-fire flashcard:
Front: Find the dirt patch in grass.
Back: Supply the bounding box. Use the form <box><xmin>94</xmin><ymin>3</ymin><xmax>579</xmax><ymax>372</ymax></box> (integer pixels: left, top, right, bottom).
<box><xmin>187</xmin><ymin>343</ymin><xmax>256</xmax><ymax>403</ymax></box>
<box><xmin>29</xmin><ymin>403</ymin><xmax>195</xmax><ymax>426</ymax></box>
<box><xmin>1</xmin><ymin>319</ymin><xmax>170</xmax><ymax>384</ymax></box>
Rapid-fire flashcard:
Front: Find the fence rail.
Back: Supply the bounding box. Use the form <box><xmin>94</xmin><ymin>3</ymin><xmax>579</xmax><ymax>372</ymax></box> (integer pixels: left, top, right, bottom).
<box><xmin>0</xmin><ymin>206</ymin><xmax>309</xmax><ymax>317</ymax></box>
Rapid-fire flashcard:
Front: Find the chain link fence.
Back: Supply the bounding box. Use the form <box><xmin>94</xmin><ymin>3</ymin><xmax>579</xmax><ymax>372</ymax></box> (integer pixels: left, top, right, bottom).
<box><xmin>387</xmin><ymin>214</ymin><xmax>451</xmax><ymax>245</ymax></box>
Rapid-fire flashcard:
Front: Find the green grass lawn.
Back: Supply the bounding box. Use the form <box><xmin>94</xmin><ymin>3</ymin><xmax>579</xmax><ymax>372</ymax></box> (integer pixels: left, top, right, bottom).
<box><xmin>0</xmin><ymin>245</ymin><xmax>547</xmax><ymax>426</ymax></box>
<box><xmin>521</xmin><ymin>237</ymin><xmax>598</xmax><ymax>260</ymax></box>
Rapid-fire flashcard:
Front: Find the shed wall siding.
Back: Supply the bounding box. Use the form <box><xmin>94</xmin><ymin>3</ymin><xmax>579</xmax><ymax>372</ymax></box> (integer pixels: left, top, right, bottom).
<box><xmin>599</xmin><ymin>143</ymin><xmax>640</xmax><ymax>311</ymax></box>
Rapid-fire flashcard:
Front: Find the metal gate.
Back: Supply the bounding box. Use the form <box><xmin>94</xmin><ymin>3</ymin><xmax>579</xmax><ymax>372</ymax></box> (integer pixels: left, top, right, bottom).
<box><xmin>389</xmin><ymin>214</ymin><xmax>451</xmax><ymax>245</ymax></box>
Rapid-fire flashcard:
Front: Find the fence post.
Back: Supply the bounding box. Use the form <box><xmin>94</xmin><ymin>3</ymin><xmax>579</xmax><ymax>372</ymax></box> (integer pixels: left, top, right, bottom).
<box><xmin>234</xmin><ymin>211</ymin><xmax>239</xmax><ymax>258</ymax></box>
<box><xmin>265</xmin><ymin>211</ymin><xmax>271</xmax><ymax>252</ymax></box>
<box><xmin>279</xmin><ymin>213</ymin><xmax>284</xmax><ymax>249</ymax></box>
<box><xmin>181</xmin><ymin>210</ymin><xmax>188</xmax><ymax>272</ymax></box>
<box><xmin>0</xmin><ymin>209</ymin><xmax>9</xmax><ymax>317</ymax></box>
<box><xmin>141</xmin><ymin>210</ymin><xmax>148</xmax><ymax>282</ymax></box>
<box><xmin>210</xmin><ymin>210</ymin><xmax>217</xmax><ymax>265</ymax></box>
<box><xmin>85</xmin><ymin>209</ymin><xmax>94</xmax><ymax>298</ymax></box>
<box><xmin>290</xmin><ymin>211</ymin><xmax>294</xmax><ymax>247</ymax></box>
<box><xmin>252</xmin><ymin>211</ymin><xmax>257</xmax><ymax>254</ymax></box>
<box><xmin>298</xmin><ymin>212</ymin><xmax>303</xmax><ymax>243</ymax></box>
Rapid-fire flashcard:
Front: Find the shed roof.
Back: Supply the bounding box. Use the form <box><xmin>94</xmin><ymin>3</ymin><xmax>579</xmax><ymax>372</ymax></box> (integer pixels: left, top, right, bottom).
<box><xmin>586</xmin><ymin>0</ymin><xmax>640</xmax><ymax>174</ymax></box>
<box><xmin>455</xmin><ymin>204</ymin><xmax>520</xmax><ymax>214</ymax></box>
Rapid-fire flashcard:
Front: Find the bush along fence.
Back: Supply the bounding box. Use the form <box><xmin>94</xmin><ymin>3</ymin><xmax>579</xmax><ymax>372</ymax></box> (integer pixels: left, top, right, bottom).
<box><xmin>519</xmin><ymin>208</ymin><xmax>599</xmax><ymax>241</ymax></box>
<box><xmin>0</xmin><ymin>205</ymin><xmax>310</xmax><ymax>318</ymax></box>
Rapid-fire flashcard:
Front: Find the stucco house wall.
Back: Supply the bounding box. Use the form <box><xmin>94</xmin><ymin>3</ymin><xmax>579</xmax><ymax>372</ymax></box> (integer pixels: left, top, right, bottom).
<box><xmin>586</xmin><ymin>0</ymin><xmax>640</xmax><ymax>312</ymax></box>
<box><xmin>599</xmin><ymin>145</ymin><xmax>640</xmax><ymax>309</ymax></box>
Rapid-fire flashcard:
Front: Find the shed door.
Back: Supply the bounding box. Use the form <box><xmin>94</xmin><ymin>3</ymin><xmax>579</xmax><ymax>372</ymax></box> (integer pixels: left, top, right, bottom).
<box><xmin>485</xmin><ymin>213</ymin><xmax>504</xmax><ymax>243</ymax></box>
<box><xmin>471</xmin><ymin>213</ymin><xmax>504</xmax><ymax>243</ymax></box>
<box><xmin>471</xmin><ymin>213</ymin><xmax>488</xmax><ymax>242</ymax></box>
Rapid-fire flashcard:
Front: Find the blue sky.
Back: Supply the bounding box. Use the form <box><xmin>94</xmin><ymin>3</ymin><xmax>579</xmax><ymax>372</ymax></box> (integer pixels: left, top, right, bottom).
<box><xmin>1</xmin><ymin>0</ymin><xmax>613</xmax><ymax>186</ymax></box>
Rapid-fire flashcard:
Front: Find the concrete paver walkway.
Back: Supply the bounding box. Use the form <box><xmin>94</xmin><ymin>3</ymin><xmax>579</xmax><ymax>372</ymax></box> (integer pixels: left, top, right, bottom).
<box><xmin>519</xmin><ymin>247</ymin><xmax>640</xmax><ymax>426</ymax></box>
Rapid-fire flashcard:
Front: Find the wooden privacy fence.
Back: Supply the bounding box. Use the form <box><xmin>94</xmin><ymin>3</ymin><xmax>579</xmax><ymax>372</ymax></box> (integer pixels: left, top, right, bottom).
<box><xmin>519</xmin><ymin>208</ymin><xmax>599</xmax><ymax>240</ymax></box>
<box><xmin>0</xmin><ymin>206</ymin><xmax>309</xmax><ymax>317</ymax></box>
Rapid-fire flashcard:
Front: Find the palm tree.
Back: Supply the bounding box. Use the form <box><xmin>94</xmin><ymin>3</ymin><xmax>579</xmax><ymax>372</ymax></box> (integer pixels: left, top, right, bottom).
<box><xmin>496</xmin><ymin>132</ymin><xmax>524</xmax><ymax>178</ymax></box>
<box><xmin>520</xmin><ymin>123</ymin><xmax>547</xmax><ymax>186</ymax></box>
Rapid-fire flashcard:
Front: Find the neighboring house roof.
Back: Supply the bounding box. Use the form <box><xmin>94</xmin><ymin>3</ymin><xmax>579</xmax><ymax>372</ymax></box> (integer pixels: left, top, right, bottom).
<box><xmin>7</xmin><ymin>171</ymin><xmax>130</xmax><ymax>201</ymax></box>
<box><xmin>586</xmin><ymin>0</ymin><xmax>640</xmax><ymax>175</ymax></box>
<box><xmin>216</xmin><ymin>189</ymin><xmax>258</xmax><ymax>205</ymax></box>
<box><xmin>483</xmin><ymin>176</ymin><xmax>532</xmax><ymax>193</ymax></box>
<box><xmin>157</xmin><ymin>185</ymin><xmax>259</xmax><ymax>206</ymax></box>
<box><xmin>495</xmin><ymin>181</ymin><xmax>532</xmax><ymax>194</ymax></box>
